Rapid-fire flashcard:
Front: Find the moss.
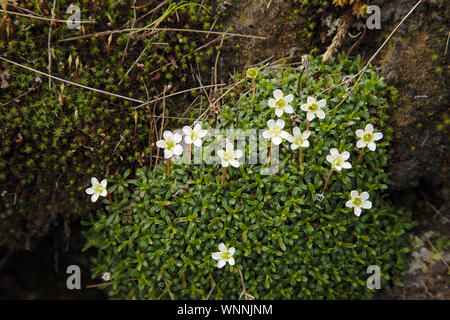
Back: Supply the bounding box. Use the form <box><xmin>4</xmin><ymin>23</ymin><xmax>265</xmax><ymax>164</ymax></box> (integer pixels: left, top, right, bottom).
<box><xmin>0</xmin><ymin>0</ymin><xmax>228</xmax><ymax>248</ymax></box>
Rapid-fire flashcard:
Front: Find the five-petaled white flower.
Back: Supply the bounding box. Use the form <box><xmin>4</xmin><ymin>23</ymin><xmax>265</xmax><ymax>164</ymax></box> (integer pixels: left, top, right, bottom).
<box><xmin>262</xmin><ymin>119</ymin><xmax>291</xmax><ymax>145</ymax></box>
<box><xmin>217</xmin><ymin>143</ymin><xmax>243</xmax><ymax>168</ymax></box>
<box><xmin>211</xmin><ymin>243</ymin><xmax>235</xmax><ymax>268</ymax></box>
<box><xmin>183</xmin><ymin>123</ymin><xmax>208</xmax><ymax>147</ymax></box>
<box><xmin>85</xmin><ymin>177</ymin><xmax>107</xmax><ymax>202</ymax></box>
<box><xmin>287</xmin><ymin>127</ymin><xmax>311</xmax><ymax>150</ymax></box>
<box><xmin>346</xmin><ymin>190</ymin><xmax>372</xmax><ymax>216</ymax></box>
<box><xmin>326</xmin><ymin>148</ymin><xmax>352</xmax><ymax>171</ymax></box>
<box><xmin>156</xmin><ymin>130</ymin><xmax>183</xmax><ymax>159</ymax></box>
<box><xmin>268</xmin><ymin>89</ymin><xmax>294</xmax><ymax>117</ymax></box>
<box><xmin>356</xmin><ymin>124</ymin><xmax>383</xmax><ymax>151</ymax></box>
<box><xmin>300</xmin><ymin>96</ymin><xmax>326</xmax><ymax>121</ymax></box>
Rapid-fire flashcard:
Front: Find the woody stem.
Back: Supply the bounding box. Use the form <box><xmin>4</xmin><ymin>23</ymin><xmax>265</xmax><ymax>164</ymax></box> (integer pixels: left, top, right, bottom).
<box><xmin>356</xmin><ymin>147</ymin><xmax>365</xmax><ymax>165</ymax></box>
<box><xmin>220</xmin><ymin>167</ymin><xmax>226</xmax><ymax>187</ymax></box>
<box><xmin>167</xmin><ymin>158</ymin><xmax>171</xmax><ymax>175</ymax></box>
<box><xmin>306</xmin><ymin>120</ymin><xmax>310</xmax><ymax>131</ymax></box>
<box><xmin>322</xmin><ymin>168</ymin><xmax>333</xmax><ymax>193</ymax></box>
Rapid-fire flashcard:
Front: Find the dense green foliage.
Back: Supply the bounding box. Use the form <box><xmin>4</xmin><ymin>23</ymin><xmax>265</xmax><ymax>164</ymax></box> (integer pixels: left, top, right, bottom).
<box><xmin>0</xmin><ymin>0</ymin><xmax>227</xmax><ymax>247</ymax></box>
<box><xmin>83</xmin><ymin>54</ymin><xmax>414</xmax><ymax>299</ymax></box>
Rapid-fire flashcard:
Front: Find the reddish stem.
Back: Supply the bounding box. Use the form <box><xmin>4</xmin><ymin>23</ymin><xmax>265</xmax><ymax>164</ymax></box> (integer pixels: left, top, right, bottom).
<box><xmin>220</xmin><ymin>167</ymin><xmax>226</xmax><ymax>187</ymax></box>
<box><xmin>322</xmin><ymin>168</ymin><xmax>333</xmax><ymax>193</ymax></box>
<box><xmin>306</xmin><ymin>120</ymin><xmax>310</xmax><ymax>131</ymax></box>
<box><xmin>106</xmin><ymin>190</ymin><xmax>114</xmax><ymax>207</ymax></box>
<box><xmin>356</xmin><ymin>147</ymin><xmax>365</xmax><ymax>165</ymax></box>
<box><xmin>300</xmin><ymin>148</ymin><xmax>303</xmax><ymax>170</ymax></box>
<box><xmin>268</xmin><ymin>142</ymin><xmax>272</xmax><ymax>158</ymax></box>
<box><xmin>167</xmin><ymin>158</ymin><xmax>171</xmax><ymax>175</ymax></box>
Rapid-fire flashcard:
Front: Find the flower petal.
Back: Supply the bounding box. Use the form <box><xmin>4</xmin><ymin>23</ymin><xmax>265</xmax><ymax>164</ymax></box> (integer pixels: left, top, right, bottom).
<box><xmin>346</xmin><ymin>200</ymin><xmax>354</xmax><ymax>208</ymax></box>
<box><xmin>273</xmin><ymin>89</ymin><xmax>283</xmax><ymax>99</ymax></box>
<box><xmin>300</xmin><ymin>104</ymin><xmax>308</xmax><ymax>111</ymax></box>
<box><xmin>218</xmin><ymin>243</ymin><xmax>227</xmax><ymax>252</ymax></box>
<box><xmin>228</xmin><ymin>247</ymin><xmax>235</xmax><ymax>255</ymax></box>
<box><xmin>362</xmin><ymin>200</ymin><xmax>372</xmax><ymax>209</ymax></box>
<box><xmin>267</xmin><ymin>119</ymin><xmax>275</xmax><ymax>128</ymax></box>
<box><xmin>234</xmin><ymin>150</ymin><xmax>243</xmax><ymax>159</ymax></box>
<box><xmin>368</xmin><ymin>142</ymin><xmax>376</xmax><ymax>151</ymax></box>
<box><xmin>185</xmin><ymin>136</ymin><xmax>193</xmax><ymax>144</ymax></box>
<box><xmin>276</xmin><ymin>119</ymin><xmax>285</xmax><ymax>128</ymax></box>
<box><xmin>182</xmin><ymin>126</ymin><xmax>192</xmax><ymax>135</ymax></box>
<box><xmin>221</xmin><ymin>160</ymin><xmax>229</xmax><ymax>167</ymax></box>
<box><xmin>291</xmin><ymin>144</ymin><xmax>299</xmax><ymax>150</ymax></box>
<box><xmin>360</xmin><ymin>192</ymin><xmax>370</xmax><ymax>200</ymax></box>
<box><xmin>101</xmin><ymin>189</ymin><xmax>107</xmax><ymax>197</ymax></box>
<box><xmin>163</xmin><ymin>130</ymin><xmax>173</xmax><ymax>140</ymax></box>
<box><xmin>293</xmin><ymin>127</ymin><xmax>300</xmax><ymax>136</ymax></box>
<box><xmin>156</xmin><ymin>140</ymin><xmax>166</xmax><ymax>148</ymax></box>
<box><xmin>228</xmin><ymin>257</ymin><xmax>235</xmax><ymax>266</ymax></box>
<box><xmin>307</xmin><ymin>96</ymin><xmax>316</xmax><ymax>105</ymax></box>
<box><xmin>100</xmin><ymin>179</ymin><xmax>107</xmax><ymax>188</ymax></box>
<box><xmin>374</xmin><ymin>132</ymin><xmax>383</xmax><ymax>141</ymax></box>
<box><xmin>172</xmin><ymin>144</ymin><xmax>183</xmax><ymax>156</ymax></box>
<box><xmin>164</xmin><ymin>149</ymin><xmax>173</xmax><ymax>159</ymax></box>
<box><xmin>91</xmin><ymin>193</ymin><xmax>99</xmax><ymax>202</ymax></box>
<box><xmin>230</xmin><ymin>159</ymin><xmax>240</xmax><ymax>168</ymax></box>
<box><xmin>217</xmin><ymin>150</ymin><xmax>225</xmax><ymax>158</ymax></box>
<box><xmin>284</xmin><ymin>105</ymin><xmax>294</xmax><ymax>114</ymax></box>
<box><xmin>365</xmin><ymin>124</ymin><xmax>374</xmax><ymax>133</ymax></box>
<box><xmin>280</xmin><ymin>131</ymin><xmax>290</xmax><ymax>139</ymax></box>
<box><xmin>351</xmin><ymin>190</ymin><xmax>359</xmax><ymax>199</ymax></box>
<box><xmin>272</xmin><ymin>136</ymin><xmax>282</xmax><ymax>145</ymax></box>
<box><xmin>302</xmin><ymin>130</ymin><xmax>311</xmax><ymax>139</ymax></box>
<box><xmin>318</xmin><ymin>99</ymin><xmax>327</xmax><ymax>108</ymax></box>
<box><xmin>91</xmin><ymin>177</ymin><xmax>99</xmax><ymax>186</ymax></box>
<box><xmin>262</xmin><ymin>131</ymin><xmax>272</xmax><ymax>139</ymax></box>
<box><xmin>330</xmin><ymin>148</ymin><xmax>339</xmax><ymax>156</ymax></box>
<box><xmin>173</xmin><ymin>133</ymin><xmax>182</xmax><ymax>144</ymax></box>
<box><xmin>285</xmin><ymin>94</ymin><xmax>294</xmax><ymax>103</ymax></box>
<box><xmin>268</xmin><ymin>98</ymin><xmax>276</xmax><ymax>108</ymax></box>
<box><xmin>317</xmin><ymin>109</ymin><xmax>326</xmax><ymax>119</ymax></box>
<box><xmin>356</xmin><ymin>129</ymin><xmax>364</xmax><ymax>138</ymax></box>
<box><xmin>342</xmin><ymin>162</ymin><xmax>352</xmax><ymax>169</ymax></box>
<box><xmin>85</xmin><ymin>187</ymin><xmax>94</xmax><ymax>195</ymax></box>
<box><xmin>217</xmin><ymin>260</ymin><xmax>226</xmax><ymax>268</ymax></box>
<box><xmin>341</xmin><ymin>151</ymin><xmax>350</xmax><ymax>160</ymax></box>
<box><xmin>275</xmin><ymin>108</ymin><xmax>283</xmax><ymax>117</ymax></box>
<box><xmin>354</xmin><ymin>207</ymin><xmax>362</xmax><ymax>216</ymax></box>
<box><xmin>356</xmin><ymin>139</ymin><xmax>366</xmax><ymax>148</ymax></box>
<box><xmin>212</xmin><ymin>252</ymin><xmax>221</xmax><ymax>260</ymax></box>
<box><xmin>306</xmin><ymin>112</ymin><xmax>315</xmax><ymax>121</ymax></box>
<box><xmin>301</xmin><ymin>140</ymin><xmax>310</xmax><ymax>148</ymax></box>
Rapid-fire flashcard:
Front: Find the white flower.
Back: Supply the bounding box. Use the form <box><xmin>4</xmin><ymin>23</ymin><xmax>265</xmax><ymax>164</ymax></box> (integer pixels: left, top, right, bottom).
<box><xmin>85</xmin><ymin>177</ymin><xmax>107</xmax><ymax>202</ymax></box>
<box><xmin>262</xmin><ymin>119</ymin><xmax>290</xmax><ymax>145</ymax></box>
<box><xmin>211</xmin><ymin>243</ymin><xmax>235</xmax><ymax>268</ymax></box>
<box><xmin>217</xmin><ymin>143</ymin><xmax>243</xmax><ymax>168</ymax></box>
<box><xmin>326</xmin><ymin>148</ymin><xmax>352</xmax><ymax>171</ymax></box>
<box><xmin>156</xmin><ymin>130</ymin><xmax>183</xmax><ymax>159</ymax></box>
<box><xmin>268</xmin><ymin>89</ymin><xmax>294</xmax><ymax>117</ymax></box>
<box><xmin>183</xmin><ymin>123</ymin><xmax>208</xmax><ymax>147</ymax></box>
<box><xmin>346</xmin><ymin>190</ymin><xmax>372</xmax><ymax>216</ymax></box>
<box><xmin>356</xmin><ymin>124</ymin><xmax>383</xmax><ymax>151</ymax></box>
<box><xmin>300</xmin><ymin>96</ymin><xmax>326</xmax><ymax>121</ymax></box>
<box><xmin>287</xmin><ymin>127</ymin><xmax>311</xmax><ymax>150</ymax></box>
<box><xmin>101</xmin><ymin>272</ymin><xmax>111</xmax><ymax>281</ymax></box>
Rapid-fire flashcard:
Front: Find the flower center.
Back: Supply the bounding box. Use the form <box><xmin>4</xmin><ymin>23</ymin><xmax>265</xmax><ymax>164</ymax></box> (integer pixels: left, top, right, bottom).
<box><xmin>223</xmin><ymin>151</ymin><xmax>234</xmax><ymax>162</ymax></box>
<box><xmin>220</xmin><ymin>251</ymin><xmax>231</xmax><ymax>261</ymax></box>
<box><xmin>270</xmin><ymin>126</ymin><xmax>282</xmax><ymax>137</ymax></box>
<box><xmin>293</xmin><ymin>135</ymin><xmax>304</xmax><ymax>146</ymax></box>
<box><xmin>333</xmin><ymin>156</ymin><xmax>344</xmax><ymax>168</ymax></box>
<box><xmin>93</xmin><ymin>184</ymin><xmax>104</xmax><ymax>195</ymax></box>
<box><xmin>165</xmin><ymin>139</ymin><xmax>176</xmax><ymax>150</ymax></box>
<box><xmin>190</xmin><ymin>131</ymin><xmax>198</xmax><ymax>140</ymax></box>
<box><xmin>362</xmin><ymin>132</ymin><xmax>374</xmax><ymax>144</ymax></box>
<box><xmin>275</xmin><ymin>98</ymin><xmax>286</xmax><ymax>109</ymax></box>
<box><xmin>308</xmin><ymin>102</ymin><xmax>319</xmax><ymax>112</ymax></box>
<box><xmin>352</xmin><ymin>196</ymin><xmax>363</xmax><ymax>207</ymax></box>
